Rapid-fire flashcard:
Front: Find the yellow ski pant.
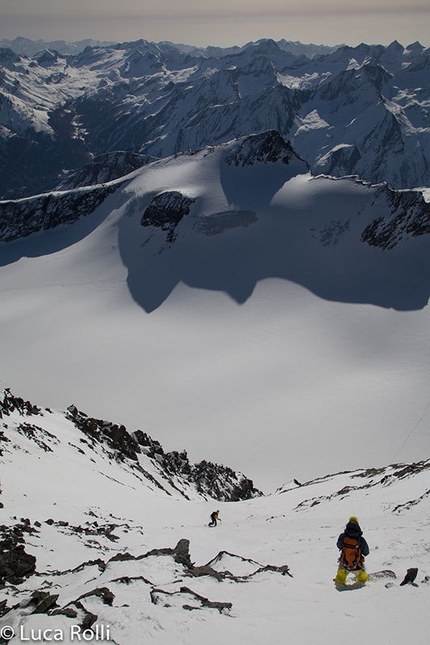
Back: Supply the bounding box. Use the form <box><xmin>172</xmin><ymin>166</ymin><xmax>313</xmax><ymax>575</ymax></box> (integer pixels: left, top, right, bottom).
<box><xmin>334</xmin><ymin>567</ymin><xmax>368</xmax><ymax>585</ymax></box>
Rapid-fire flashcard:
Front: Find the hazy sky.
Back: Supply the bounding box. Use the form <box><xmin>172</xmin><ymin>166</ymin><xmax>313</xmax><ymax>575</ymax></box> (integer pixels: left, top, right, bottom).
<box><xmin>1</xmin><ymin>0</ymin><xmax>429</xmax><ymax>48</ymax></box>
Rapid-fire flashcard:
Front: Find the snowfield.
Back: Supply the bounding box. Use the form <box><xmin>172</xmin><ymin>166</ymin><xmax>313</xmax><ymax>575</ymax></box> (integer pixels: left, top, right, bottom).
<box><xmin>0</xmin><ymin>136</ymin><xmax>430</xmax><ymax>492</ymax></box>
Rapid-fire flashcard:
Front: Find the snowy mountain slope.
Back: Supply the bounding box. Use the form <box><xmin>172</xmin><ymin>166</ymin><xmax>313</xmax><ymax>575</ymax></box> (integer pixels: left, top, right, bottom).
<box><xmin>0</xmin><ymin>388</ymin><xmax>260</xmax><ymax>503</ymax></box>
<box><xmin>1</xmin><ymin>132</ymin><xmax>430</xmax><ymax>492</ymax></box>
<box><xmin>1</xmin><ymin>131</ymin><xmax>429</xmax><ymax>308</ymax></box>
<box><xmin>1</xmin><ymin>388</ymin><xmax>430</xmax><ymax>645</ymax></box>
<box><xmin>0</xmin><ymin>38</ymin><xmax>429</xmax><ymax>198</ymax></box>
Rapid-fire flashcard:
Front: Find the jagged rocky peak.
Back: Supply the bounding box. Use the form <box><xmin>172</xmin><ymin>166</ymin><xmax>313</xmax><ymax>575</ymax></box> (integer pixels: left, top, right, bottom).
<box><xmin>386</xmin><ymin>40</ymin><xmax>405</xmax><ymax>55</ymax></box>
<box><xmin>316</xmin><ymin>143</ymin><xmax>361</xmax><ymax>177</ymax></box>
<box><xmin>132</xmin><ymin>429</ymin><xmax>261</xmax><ymax>502</ymax></box>
<box><xmin>361</xmin><ymin>60</ymin><xmax>393</xmax><ymax>89</ymax></box>
<box><xmin>0</xmin><ymin>47</ymin><xmax>21</xmax><ymax>69</ymax></box>
<box><xmin>33</xmin><ymin>49</ymin><xmax>61</xmax><ymax>66</ymax></box>
<box><xmin>224</xmin><ymin>130</ymin><xmax>304</xmax><ymax>167</ymax></box>
<box><xmin>0</xmin><ymin>388</ymin><xmax>42</xmax><ymax>419</ymax></box>
<box><xmin>405</xmin><ymin>41</ymin><xmax>424</xmax><ymax>55</ymax></box>
<box><xmin>120</xmin><ymin>45</ymin><xmax>165</xmax><ymax>78</ymax></box>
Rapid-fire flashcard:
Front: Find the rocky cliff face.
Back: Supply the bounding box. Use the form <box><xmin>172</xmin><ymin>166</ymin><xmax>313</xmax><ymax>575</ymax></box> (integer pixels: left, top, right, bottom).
<box><xmin>140</xmin><ymin>191</ymin><xmax>196</xmax><ymax>245</ymax></box>
<box><xmin>0</xmin><ymin>184</ymin><xmax>117</xmax><ymax>243</ymax></box>
<box><xmin>361</xmin><ymin>185</ymin><xmax>430</xmax><ymax>249</ymax></box>
<box><xmin>224</xmin><ymin>130</ymin><xmax>306</xmax><ymax>167</ymax></box>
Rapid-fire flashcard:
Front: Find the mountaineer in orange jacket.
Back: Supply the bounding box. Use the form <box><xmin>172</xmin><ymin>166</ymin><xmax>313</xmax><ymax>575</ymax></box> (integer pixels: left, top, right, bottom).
<box><xmin>334</xmin><ymin>516</ymin><xmax>369</xmax><ymax>585</ymax></box>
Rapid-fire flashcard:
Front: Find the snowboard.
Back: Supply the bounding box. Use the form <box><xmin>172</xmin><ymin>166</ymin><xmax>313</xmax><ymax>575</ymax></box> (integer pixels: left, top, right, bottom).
<box><xmin>368</xmin><ymin>569</ymin><xmax>397</xmax><ymax>581</ymax></box>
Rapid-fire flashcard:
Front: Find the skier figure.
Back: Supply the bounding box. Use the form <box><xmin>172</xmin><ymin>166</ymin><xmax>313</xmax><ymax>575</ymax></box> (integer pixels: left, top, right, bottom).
<box><xmin>334</xmin><ymin>516</ymin><xmax>369</xmax><ymax>586</ymax></box>
<box><xmin>208</xmin><ymin>510</ymin><xmax>221</xmax><ymax>527</ymax></box>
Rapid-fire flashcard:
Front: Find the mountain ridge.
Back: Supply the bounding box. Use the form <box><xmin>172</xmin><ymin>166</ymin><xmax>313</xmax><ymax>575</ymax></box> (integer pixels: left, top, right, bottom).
<box><xmin>2</xmin><ymin>131</ymin><xmax>429</xmax><ymax>312</ymax></box>
<box><xmin>0</xmin><ymin>387</ymin><xmax>261</xmax><ymax>504</ymax></box>
<box><xmin>0</xmin><ymin>38</ymin><xmax>429</xmax><ymax>199</ymax></box>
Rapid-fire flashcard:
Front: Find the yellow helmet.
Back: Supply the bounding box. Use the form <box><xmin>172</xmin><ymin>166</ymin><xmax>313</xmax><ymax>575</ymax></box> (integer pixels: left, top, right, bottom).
<box><xmin>349</xmin><ymin>516</ymin><xmax>359</xmax><ymax>524</ymax></box>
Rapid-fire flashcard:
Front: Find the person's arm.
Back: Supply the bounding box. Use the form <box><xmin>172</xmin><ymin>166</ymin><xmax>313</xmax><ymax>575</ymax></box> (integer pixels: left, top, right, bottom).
<box><xmin>360</xmin><ymin>537</ymin><xmax>369</xmax><ymax>556</ymax></box>
<box><xmin>336</xmin><ymin>533</ymin><xmax>344</xmax><ymax>550</ymax></box>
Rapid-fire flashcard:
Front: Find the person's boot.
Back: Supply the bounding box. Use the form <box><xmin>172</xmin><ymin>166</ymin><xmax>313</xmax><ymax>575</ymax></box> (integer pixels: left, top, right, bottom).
<box><xmin>356</xmin><ymin>569</ymin><xmax>368</xmax><ymax>584</ymax></box>
<box><xmin>334</xmin><ymin>567</ymin><xmax>348</xmax><ymax>585</ymax></box>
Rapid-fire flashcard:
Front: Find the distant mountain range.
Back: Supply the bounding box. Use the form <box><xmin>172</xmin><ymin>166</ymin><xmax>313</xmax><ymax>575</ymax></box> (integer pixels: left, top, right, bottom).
<box><xmin>0</xmin><ymin>37</ymin><xmax>428</xmax><ymax>200</ymax></box>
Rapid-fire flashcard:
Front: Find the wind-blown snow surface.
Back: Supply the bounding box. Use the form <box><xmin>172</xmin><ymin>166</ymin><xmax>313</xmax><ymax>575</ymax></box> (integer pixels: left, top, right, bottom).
<box><xmin>1</xmin><ymin>138</ymin><xmax>430</xmax><ymax>491</ymax></box>
<box><xmin>1</xmin><ymin>393</ymin><xmax>430</xmax><ymax>645</ymax></box>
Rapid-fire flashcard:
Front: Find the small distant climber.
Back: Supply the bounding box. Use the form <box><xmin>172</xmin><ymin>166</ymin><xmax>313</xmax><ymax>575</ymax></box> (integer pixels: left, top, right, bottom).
<box><xmin>209</xmin><ymin>510</ymin><xmax>221</xmax><ymax>527</ymax></box>
<box><xmin>334</xmin><ymin>516</ymin><xmax>369</xmax><ymax>586</ymax></box>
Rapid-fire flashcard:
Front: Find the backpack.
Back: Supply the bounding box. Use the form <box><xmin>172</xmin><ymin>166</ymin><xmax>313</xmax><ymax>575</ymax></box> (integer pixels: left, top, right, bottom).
<box><xmin>339</xmin><ymin>536</ymin><xmax>364</xmax><ymax>571</ymax></box>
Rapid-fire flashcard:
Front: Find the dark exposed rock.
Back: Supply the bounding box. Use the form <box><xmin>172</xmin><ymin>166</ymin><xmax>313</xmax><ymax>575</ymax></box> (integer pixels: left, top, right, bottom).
<box><xmin>0</xmin><ymin>599</ymin><xmax>9</xmax><ymax>618</ymax></box>
<box><xmin>16</xmin><ymin>423</ymin><xmax>57</xmax><ymax>452</ymax></box>
<box><xmin>192</xmin><ymin>459</ymin><xmax>261</xmax><ymax>502</ymax></box>
<box><xmin>224</xmin><ymin>130</ymin><xmax>305</xmax><ymax>167</ymax></box>
<box><xmin>44</xmin><ymin>518</ymin><xmax>124</xmax><ymax>543</ymax></box>
<box><xmin>203</xmin><ymin>550</ymin><xmax>292</xmax><ymax>581</ymax></box>
<box><xmin>75</xmin><ymin>587</ymin><xmax>115</xmax><ymax>606</ymax></box>
<box><xmin>57</xmin><ymin>151</ymin><xmax>150</xmax><ymax>189</ymax></box>
<box><xmin>361</xmin><ymin>185</ymin><xmax>430</xmax><ymax>249</ymax></box>
<box><xmin>0</xmin><ymin>389</ymin><xmax>41</xmax><ymax>417</ymax></box>
<box><xmin>80</xmin><ymin>609</ymin><xmax>98</xmax><ymax>630</ymax></box>
<box><xmin>140</xmin><ymin>190</ymin><xmax>195</xmax><ymax>244</ymax></box>
<box><xmin>0</xmin><ymin>521</ymin><xmax>39</xmax><ymax>586</ymax></box>
<box><xmin>400</xmin><ymin>567</ymin><xmax>418</xmax><ymax>586</ymax></box>
<box><xmin>66</xmin><ymin>405</ymin><xmax>141</xmax><ymax>462</ymax></box>
<box><xmin>0</xmin><ymin>545</ymin><xmax>36</xmax><ymax>586</ymax></box>
<box><xmin>110</xmin><ymin>574</ymin><xmax>154</xmax><ymax>586</ymax></box>
<box><xmin>188</xmin><ymin>565</ymin><xmax>227</xmax><ymax>581</ymax></box>
<box><xmin>150</xmin><ymin>586</ymin><xmax>232</xmax><ymax>613</ymax></box>
<box><xmin>0</xmin><ymin>184</ymin><xmax>117</xmax><ymax>243</ymax></box>
<box><xmin>28</xmin><ymin>590</ymin><xmax>59</xmax><ymax>614</ymax></box>
<box><xmin>0</xmin><ymin>429</ymin><xmax>11</xmax><ymax>457</ymax></box>
<box><xmin>133</xmin><ymin>430</ymin><xmax>261</xmax><ymax>501</ymax></box>
<box><xmin>173</xmin><ymin>538</ymin><xmax>193</xmax><ymax>569</ymax></box>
